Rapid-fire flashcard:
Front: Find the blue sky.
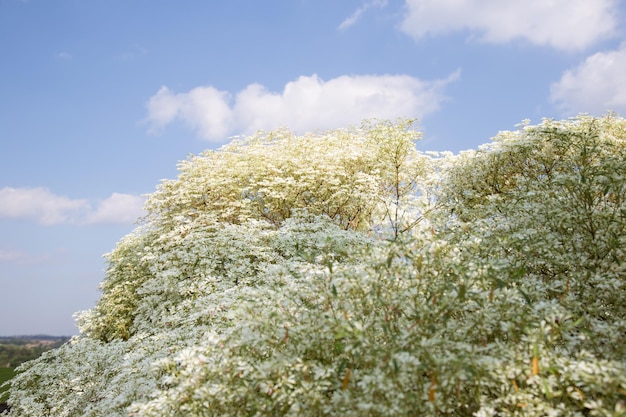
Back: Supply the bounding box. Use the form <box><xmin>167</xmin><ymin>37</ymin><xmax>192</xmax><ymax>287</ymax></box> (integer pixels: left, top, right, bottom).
<box><xmin>1</xmin><ymin>0</ymin><xmax>625</xmax><ymax>336</ymax></box>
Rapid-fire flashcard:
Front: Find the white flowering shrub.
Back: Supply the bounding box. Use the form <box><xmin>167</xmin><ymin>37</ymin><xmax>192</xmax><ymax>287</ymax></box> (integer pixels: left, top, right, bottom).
<box><xmin>439</xmin><ymin>115</ymin><xmax>626</xmax><ymax>360</ymax></box>
<box><xmin>4</xmin><ymin>117</ymin><xmax>626</xmax><ymax>416</ymax></box>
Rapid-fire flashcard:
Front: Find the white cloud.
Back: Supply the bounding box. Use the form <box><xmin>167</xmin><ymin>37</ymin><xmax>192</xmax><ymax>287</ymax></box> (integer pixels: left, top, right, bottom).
<box><xmin>146</xmin><ymin>86</ymin><xmax>234</xmax><ymax>140</ymax></box>
<box><xmin>0</xmin><ymin>187</ymin><xmax>145</xmax><ymax>225</ymax></box>
<box><xmin>338</xmin><ymin>0</ymin><xmax>388</xmax><ymax>30</ymax></box>
<box><xmin>0</xmin><ymin>248</ymin><xmax>27</xmax><ymax>263</ymax></box>
<box><xmin>550</xmin><ymin>44</ymin><xmax>626</xmax><ymax>115</ymax></box>
<box><xmin>145</xmin><ymin>71</ymin><xmax>460</xmax><ymax>142</ymax></box>
<box><xmin>117</xmin><ymin>43</ymin><xmax>148</xmax><ymax>61</ymax></box>
<box><xmin>0</xmin><ymin>247</ymin><xmax>61</xmax><ymax>265</ymax></box>
<box><xmin>85</xmin><ymin>193</ymin><xmax>146</xmax><ymax>225</ymax></box>
<box><xmin>55</xmin><ymin>51</ymin><xmax>72</xmax><ymax>60</ymax></box>
<box><xmin>399</xmin><ymin>0</ymin><xmax>618</xmax><ymax>51</ymax></box>
<box><xmin>0</xmin><ymin>187</ymin><xmax>89</xmax><ymax>225</ymax></box>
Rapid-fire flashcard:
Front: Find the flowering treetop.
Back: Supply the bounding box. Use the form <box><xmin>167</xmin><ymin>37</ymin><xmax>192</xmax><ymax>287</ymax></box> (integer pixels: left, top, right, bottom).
<box><xmin>5</xmin><ymin>116</ymin><xmax>626</xmax><ymax>417</ymax></box>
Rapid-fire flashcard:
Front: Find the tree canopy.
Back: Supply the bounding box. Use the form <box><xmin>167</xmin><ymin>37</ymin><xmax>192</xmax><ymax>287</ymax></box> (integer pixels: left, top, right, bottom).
<box><xmin>5</xmin><ymin>116</ymin><xmax>626</xmax><ymax>416</ymax></box>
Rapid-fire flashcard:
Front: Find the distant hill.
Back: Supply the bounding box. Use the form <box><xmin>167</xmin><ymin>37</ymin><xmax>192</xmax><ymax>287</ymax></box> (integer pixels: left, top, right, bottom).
<box><xmin>0</xmin><ymin>335</ymin><xmax>71</xmax><ymax>341</ymax></box>
<box><xmin>0</xmin><ymin>335</ymin><xmax>70</xmax><ymax>368</ymax></box>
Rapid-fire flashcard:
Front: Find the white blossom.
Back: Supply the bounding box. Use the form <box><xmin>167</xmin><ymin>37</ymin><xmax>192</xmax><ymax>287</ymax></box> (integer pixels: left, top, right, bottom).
<box><xmin>5</xmin><ymin>116</ymin><xmax>626</xmax><ymax>416</ymax></box>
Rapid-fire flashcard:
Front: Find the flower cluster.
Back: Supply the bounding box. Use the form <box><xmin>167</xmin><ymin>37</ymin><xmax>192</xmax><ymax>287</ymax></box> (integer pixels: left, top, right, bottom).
<box><xmin>4</xmin><ymin>116</ymin><xmax>626</xmax><ymax>416</ymax></box>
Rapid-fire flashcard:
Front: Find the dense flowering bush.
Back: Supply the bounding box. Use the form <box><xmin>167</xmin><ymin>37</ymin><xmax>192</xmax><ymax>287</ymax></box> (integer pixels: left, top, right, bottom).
<box><xmin>4</xmin><ymin>116</ymin><xmax>626</xmax><ymax>416</ymax></box>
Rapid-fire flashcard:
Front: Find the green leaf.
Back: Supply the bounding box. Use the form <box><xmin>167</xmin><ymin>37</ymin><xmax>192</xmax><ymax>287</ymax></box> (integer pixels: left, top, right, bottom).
<box><xmin>458</xmin><ymin>284</ymin><xmax>466</xmax><ymax>301</ymax></box>
<box><xmin>518</xmin><ymin>288</ymin><xmax>532</xmax><ymax>306</ymax></box>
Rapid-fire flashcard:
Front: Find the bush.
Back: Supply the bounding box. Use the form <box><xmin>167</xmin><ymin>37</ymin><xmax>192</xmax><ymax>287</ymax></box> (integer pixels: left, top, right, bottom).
<box><xmin>5</xmin><ymin>117</ymin><xmax>626</xmax><ymax>416</ymax></box>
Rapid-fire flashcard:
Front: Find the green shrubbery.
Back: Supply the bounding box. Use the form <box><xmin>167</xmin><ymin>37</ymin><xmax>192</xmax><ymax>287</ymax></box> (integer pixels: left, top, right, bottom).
<box><xmin>5</xmin><ymin>116</ymin><xmax>626</xmax><ymax>416</ymax></box>
<box><xmin>0</xmin><ymin>368</ymin><xmax>16</xmax><ymax>403</ymax></box>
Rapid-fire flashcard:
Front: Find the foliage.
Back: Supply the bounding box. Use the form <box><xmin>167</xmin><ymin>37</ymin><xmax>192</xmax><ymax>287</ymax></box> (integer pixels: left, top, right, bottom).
<box><xmin>439</xmin><ymin>115</ymin><xmax>626</xmax><ymax>361</ymax></box>
<box><xmin>0</xmin><ymin>368</ymin><xmax>16</xmax><ymax>403</ymax></box>
<box><xmin>5</xmin><ymin>116</ymin><xmax>626</xmax><ymax>416</ymax></box>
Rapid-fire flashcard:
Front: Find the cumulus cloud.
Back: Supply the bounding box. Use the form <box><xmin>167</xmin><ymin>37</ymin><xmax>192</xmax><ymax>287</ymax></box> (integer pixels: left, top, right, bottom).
<box><xmin>338</xmin><ymin>0</ymin><xmax>388</xmax><ymax>30</ymax></box>
<box><xmin>145</xmin><ymin>71</ymin><xmax>461</xmax><ymax>142</ymax></box>
<box><xmin>146</xmin><ymin>86</ymin><xmax>234</xmax><ymax>140</ymax></box>
<box><xmin>0</xmin><ymin>187</ymin><xmax>145</xmax><ymax>225</ymax></box>
<box><xmin>550</xmin><ymin>44</ymin><xmax>626</xmax><ymax>115</ymax></box>
<box><xmin>0</xmin><ymin>187</ymin><xmax>90</xmax><ymax>225</ymax></box>
<box><xmin>84</xmin><ymin>193</ymin><xmax>146</xmax><ymax>225</ymax></box>
<box><xmin>399</xmin><ymin>0</ymin><xmax>617</xmax><ymax>51</ymax></box>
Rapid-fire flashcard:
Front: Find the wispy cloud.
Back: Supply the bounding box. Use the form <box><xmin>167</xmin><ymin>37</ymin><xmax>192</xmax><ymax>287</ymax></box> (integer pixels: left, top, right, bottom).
<box><xmin>0</xmin><ymin>247</ymin><xmax>65</xmax><ymax>266</ymax></box>
<box><xmin>0</xmin><ymin>248</ymin><xmax>28</xmax><ymax>263</ymax></box>
<box><xmin>0</xmin><ymin>187</ymin><xmax>145</xmax><ymax>225</ymax></box>
<box><xmin>117</xmin><ymin>43</ymin><xmax>148</xmax><ymax>61</ymax></box>
<box><xmin>338</xmin><ymin>0</ymin><xmax>388</xmax><ymax>30</ymax></box>
<box><xmin>145</xmin><ymin>70</ymin><xmax>461</xmax><ymax>142</ymax></box>
<box><xmin>55</xmin><ymin>51</ymin><xmax>73</xmax><ymax>60</ymax></box>
<box><xmin>399</xmin><ymin>0</ymin><xmax>618</xmax><ymax>51</ymax></box>
<box><xmin>550</xmin><ymin>43</ymin><xmax>626</xmax><ymax>115</ymax></box>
